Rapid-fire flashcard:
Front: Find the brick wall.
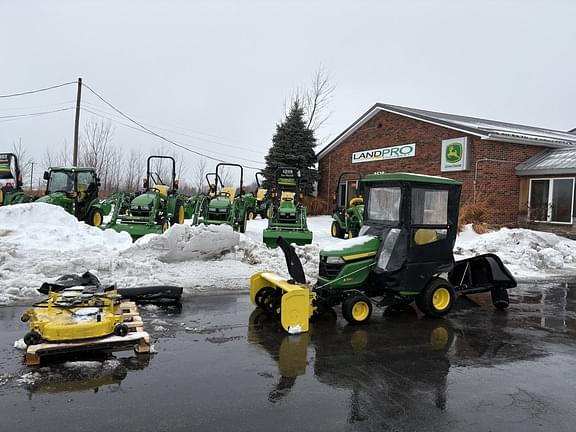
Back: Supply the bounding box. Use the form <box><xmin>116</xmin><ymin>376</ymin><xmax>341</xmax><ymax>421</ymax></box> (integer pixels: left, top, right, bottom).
<box><xmin>318</xmin><ymin>111</ymin><xmax>543</xmax><ymax>225</ymax></box>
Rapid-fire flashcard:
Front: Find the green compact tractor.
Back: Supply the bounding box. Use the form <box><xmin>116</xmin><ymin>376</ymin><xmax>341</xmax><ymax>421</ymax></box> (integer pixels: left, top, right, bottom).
<box><xmin>250</xmin><ymin>172</ymin><xmax>516</xmax><ymax>333</ymax></box>
<box><xmin>37</xmin><ymin>167</ymin><xmax>110</xmax><ymax>226</ymax></box>
<box><xmin>103</xmin><ymin>155</ymin><xmax>187</xmax><ymax>239</ymax></box>
<box><xmin>331</xmin><ymin>171</ymin><xmax>364</xmax><ymax>239</ymax></box>
<box><xmin>0</xmin><ymin>152</ymin><xmax>35</xmax><ymax>206</ymax></box>
<box><xmin>254</xmin><ymin>171</ymin><xmax>270</xmax><ymax>219</ymax></box>
<box><xmin>200</xmin><ymin>163</ymin><xmax>251</xmax><ymax>233</ymax></box>
<box><xmin>185</xmin><ymin>172</ymin><xmax>218</xmax><ymax>224</ymax></box>
<box><xmin>262</xmin><ymin>167</ymin><xmax>313</xmax><ymax>247</ymax></box>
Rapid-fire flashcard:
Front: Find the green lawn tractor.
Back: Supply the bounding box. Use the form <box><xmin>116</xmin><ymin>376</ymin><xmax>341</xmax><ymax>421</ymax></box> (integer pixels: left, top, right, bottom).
<box><xmin>262</xmin><ymin>167</ymin><xmax>313</xmax><ymax>248</ymax></box>
<box><xmin>36</xmin><ymin>167</ymin><xmax>110</xmax><ymax>226</ymax></box>
<box><xmin>250</xmin><ymin>172</ymin><xmax>516</xmax><ymax>334</ymax></box>
<box><xmin>199</xmin><ymin>163</ymin><xmax>250</xmax><ymax>233</ymax></box>
<box><xmin>102</xmin><ymin>155</ymin><xmax>187</xmax><ymax>239</ymax></box>
<box><xmin>0</xmin><ymin>152</ymin><xmax>35</xmax><ymax>206</ymax></box>
<box><xmin>254</xmin><ymin>171</ymin><xmax>270</xmax><ymax>219</ymax></box>
<box><xmin>185</xmin><ymin>172</ymin><xmax>218</xmax><ymax>224</ymax></box>
<box><xmin>331</xmin><ymin>171</ymin><xmax>364</xmax><ymax>239</ymax></box>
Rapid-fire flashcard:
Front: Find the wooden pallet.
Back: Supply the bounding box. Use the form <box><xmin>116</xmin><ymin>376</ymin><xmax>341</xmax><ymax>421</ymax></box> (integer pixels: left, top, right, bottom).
<box><xmin>25</xmin><ymin>301</ymin><xmax>150</xmax><ymax>366</ymax></box>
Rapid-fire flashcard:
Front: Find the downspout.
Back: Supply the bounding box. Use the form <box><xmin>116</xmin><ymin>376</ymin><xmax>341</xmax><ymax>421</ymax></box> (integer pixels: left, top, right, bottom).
<box><xmin>473</xmin><ymin>158</ymin><xmax>522</xmax><ymax>202</ymax></box>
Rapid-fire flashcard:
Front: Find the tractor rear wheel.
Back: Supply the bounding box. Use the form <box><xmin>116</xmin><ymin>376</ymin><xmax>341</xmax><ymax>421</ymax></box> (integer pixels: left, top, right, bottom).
<box><xmin>331</xmin><ymin>221</ymin><xmax>344</xmax><ymax>239</ymax></box>
<box><xmin>172</xmin><ymin>204</ymin><xmax>185</xmax><ymax>225</ymax></box>
<box><xmin>416</xmin><ymin>278</ymin><xmax>455</xmax><ymax>318</ymax></box>
<box><xmin>87</xmin><ymin>208</ymin><xmax>104</xmax><ymax>226</ymax></box>
<box><xmin>342</xmin><ymin>294</ymin><xmax>373</xmax><ymax>325</ymax></box>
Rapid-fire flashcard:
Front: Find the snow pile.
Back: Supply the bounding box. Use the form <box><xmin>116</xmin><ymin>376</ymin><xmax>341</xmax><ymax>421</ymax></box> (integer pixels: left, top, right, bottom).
<box><xmin>455</xmin><ymin>225</ymin><xmax>576</xmax><ymax>277</ymax></box>
<box><xmin>0</xmin><ymin>203</ymin><xmax>132</xmax><ymax>251</ymax></box>
<box><xmin>130</xmin><ymin>223</ymin><xmax>239</xmax><ymax>263</ymax></box>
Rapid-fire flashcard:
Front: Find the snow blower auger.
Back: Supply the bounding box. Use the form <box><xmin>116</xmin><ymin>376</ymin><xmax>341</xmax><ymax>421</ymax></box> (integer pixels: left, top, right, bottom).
<box><xmin>331</xmin><ymin>171</ymin><xmax>364</xmax><ymax>239</ymax></box>
<box><xmin>102</xmin><ymin>155</ymin><xmax>188</xmax><ymax>239</ymax></box>
<box><xmin>20</xmin><ymin>284</ymin><xmax>127</xmax><ymax>346</ymax></box>
<box><xmin>250</xmin><ymin>172</ymin><xmax>517</xmax><ymax>334</ymax></box>
<box><xmin>262</xmin><ymin>167</ymin><xmax>313</xmax><ymax>247</ymax></box>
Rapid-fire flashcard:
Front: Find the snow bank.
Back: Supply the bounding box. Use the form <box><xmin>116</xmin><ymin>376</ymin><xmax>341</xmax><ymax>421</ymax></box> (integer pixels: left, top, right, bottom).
<box><xmin>455</xmin><ymin>225</ymin><xmax>576</xmax><ymax>278</ymax></box>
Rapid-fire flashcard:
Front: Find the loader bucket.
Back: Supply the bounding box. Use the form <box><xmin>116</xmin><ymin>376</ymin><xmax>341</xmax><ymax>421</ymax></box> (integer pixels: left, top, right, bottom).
<box><xmin>262</xmin><ymin>228</ymin><xmax>313</xmax><ymax>248</ymax></box>
<box><xmin>107</xmin><ymin>223</ymin><xmax>165</xmax><ymax>240</ymax></box>
<box><xmin>250</xmin><ymin>272</ymin><xmax>314</xmax><ymax>334</ymax></box>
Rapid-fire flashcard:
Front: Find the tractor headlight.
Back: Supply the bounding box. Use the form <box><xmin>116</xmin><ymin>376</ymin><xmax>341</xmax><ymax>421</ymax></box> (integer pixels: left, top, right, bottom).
<box><xmin>376</xmin><ymin>228</ymin><xmax>400</xmax><ymax>271</ymax></box>
<box><xmin>209</xmin><ymin>208</ymin><xmax>216</xmax><ymax>212</ymax></box>
<box><xmin>326</xmin><ymin>256</ymin><xmax>345</xmax><ymax>265</ymax></box>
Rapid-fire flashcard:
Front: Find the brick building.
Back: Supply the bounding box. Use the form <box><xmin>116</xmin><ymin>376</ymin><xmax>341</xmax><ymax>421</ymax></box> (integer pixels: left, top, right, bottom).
<box><xmin>317</xmin><ymin>103</ymin><xmax>576</xmax><ymax>234</ymax></box>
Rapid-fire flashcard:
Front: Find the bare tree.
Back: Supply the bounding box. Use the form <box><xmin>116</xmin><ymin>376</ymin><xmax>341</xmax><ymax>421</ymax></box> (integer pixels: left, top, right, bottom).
<box><xmin>43</xmin><ymin>140</ymin><xmax>71</xmax><ymax>170</ymax></box>
<box><xmin>191</xmin><ymin>157</ymin><xmax>208</xmax><ymax>193</ymax></box>
<box><xmin>11</xmin><ymin>138</ymin><xmax>33</xmax><ymax>187</ymax></box>
<box><xmin>288</xmin><ymin>66</ymin><xmax>335</xmax><ymax>133</ymax></box>
<box><xmin>79</xmin><ymin>119</ymin><xmax>118</xmax><ymax>192</ymax></box>
<box><xmin>122</xmin><ymin>149</ymin><xmax>145</xmax><ymax>192</ymax></box>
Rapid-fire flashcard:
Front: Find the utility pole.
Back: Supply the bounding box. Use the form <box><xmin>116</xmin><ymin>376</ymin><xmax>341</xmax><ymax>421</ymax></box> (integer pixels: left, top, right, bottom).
<box><xmin>73</xmin><ymin>77</ymin><xmax>82</xmax><ymax>166</ymax></box>
<box><xmin>30</xmin><ymin>161</ymin><xmax>34</xmax><ymax>191</ymax></box>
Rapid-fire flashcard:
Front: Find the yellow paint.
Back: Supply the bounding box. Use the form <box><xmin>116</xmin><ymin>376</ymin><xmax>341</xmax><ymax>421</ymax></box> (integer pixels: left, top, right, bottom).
<box><xmin>342</xmin><ymin>251</ymin><xmax>377</xmax><ymax>261</ymax></box>
<box><xmin>92</xmin><ymin>211</ymin><xmax>102</xmax><ymax>226</ymax></box>
<box><xmin>432</xmin><ymin>287</ymin><xmax>451</xmax><ymax>311</ymax></box>
<box><xmin>351</xmin><ymin>301</ymin><xmax>370</xmax><ymax>321</ymax></box>
<box><xmin>177</xmin><ymin>206</ymin><xmax>185</xmax><ymax>224</ymax></box>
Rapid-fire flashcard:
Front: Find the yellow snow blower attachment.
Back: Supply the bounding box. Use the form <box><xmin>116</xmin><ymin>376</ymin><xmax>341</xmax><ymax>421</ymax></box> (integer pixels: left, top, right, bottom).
<box><xmin>20</xmin><ymin>285</ymin><xmax>128</xmax><ymax>345</ymax></box>
<box><xmin>249</xmin><ymin>237</ymin><xmax>315</xmax><ymax>334</ymax></box>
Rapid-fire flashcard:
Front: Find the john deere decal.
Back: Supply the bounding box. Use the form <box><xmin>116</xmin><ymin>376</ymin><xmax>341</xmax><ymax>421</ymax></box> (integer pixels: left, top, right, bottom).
<box><xmin>352</xmin><ymin>143</ymin><xmax>415</xmax><ymax>164</ymax></box>
<box><xmin>441</xmin><ymin>137</ymin><xmax>469</xmax><ymax>171</ymax></box>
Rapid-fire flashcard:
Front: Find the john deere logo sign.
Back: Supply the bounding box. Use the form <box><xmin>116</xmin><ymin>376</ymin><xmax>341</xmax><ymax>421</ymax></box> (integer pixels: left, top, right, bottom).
<box><xmin>352</xmin><ymin>143</ymin><xmax>415</xmax><ymax>164</ymax></box>
<box><xmin>441</xmin><ymin>137</ymin><xmax>469</xmax><ymax>171</ymax></box>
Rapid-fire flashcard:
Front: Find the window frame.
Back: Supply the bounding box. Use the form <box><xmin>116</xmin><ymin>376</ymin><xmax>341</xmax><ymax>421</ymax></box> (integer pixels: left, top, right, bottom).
<box><xmin>528</xmin><ymin>177</ymin><xmax>575</xmax><ymax>225</ymax></box>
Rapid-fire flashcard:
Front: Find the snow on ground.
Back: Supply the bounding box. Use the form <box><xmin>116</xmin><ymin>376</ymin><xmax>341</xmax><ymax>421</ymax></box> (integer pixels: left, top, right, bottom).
<box><xmin>1</xmin><ymin>203</ymin><xmax>576</xmax><ymax>304</ymax></box>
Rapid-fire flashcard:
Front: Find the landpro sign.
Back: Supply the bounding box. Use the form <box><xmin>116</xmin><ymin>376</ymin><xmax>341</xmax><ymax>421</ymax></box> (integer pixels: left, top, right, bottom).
<box><xmin>441</xmin><ymin>137</ymin><xmax>470</xmax><ymax>171</ymax></box>
<box><xmin>352</xmin><ymin>143</ymin><xmax>416</xmax><ymax>164</ymax></box>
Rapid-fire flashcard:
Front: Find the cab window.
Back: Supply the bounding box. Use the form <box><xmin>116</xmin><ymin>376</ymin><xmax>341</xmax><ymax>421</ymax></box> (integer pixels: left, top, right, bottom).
<box><xmin>367</xmin><ymin>187</ymin><xmax>401</xmax><ymax>222</ymax></box>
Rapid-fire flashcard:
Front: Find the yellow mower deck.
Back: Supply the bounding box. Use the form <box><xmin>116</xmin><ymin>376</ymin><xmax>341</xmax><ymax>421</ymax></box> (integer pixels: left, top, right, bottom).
<box><xmin>250</xmin><ymin>272</ymin><xmax>314</xmax><ymax>334</ymax></box>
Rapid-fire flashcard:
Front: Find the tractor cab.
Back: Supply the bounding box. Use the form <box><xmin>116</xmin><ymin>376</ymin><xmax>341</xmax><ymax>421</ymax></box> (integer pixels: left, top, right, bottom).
<box><xmin>331</xmin><ymin>171</ymin><xmax>364</xmax><ymax>239</ymax></box>
<box><xmin>37</xmin><ymin>167</ymin><xmax>103</xmax><ymax>224</ymax></box>
<box><xmin>254</xmin><ymin>171</ymin><xmax>269</xmax><ymax>219</ymax></box>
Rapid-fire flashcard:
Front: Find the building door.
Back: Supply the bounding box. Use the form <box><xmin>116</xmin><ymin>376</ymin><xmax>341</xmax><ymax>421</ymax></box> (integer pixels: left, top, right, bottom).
<box><xmin>337</xmin><ymin>180</ymin><xmax>359</xmax><ymax>208</ymax></box>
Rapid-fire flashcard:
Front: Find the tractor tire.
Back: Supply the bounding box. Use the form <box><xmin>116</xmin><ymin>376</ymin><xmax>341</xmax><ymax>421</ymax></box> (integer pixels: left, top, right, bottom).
<box><xmin>24</xmin><ymin>331</ymin><xmax>42</xmax><ymax>346</ymax></box>
<box><xmin>87</xmin><ymin>208</ymin><xmax>104</xmax><ymax>226</ymax></box>
<box><xmin>172</xmin><ymin>204</ymin><xmax>185</xmax><ymax>225</ymax></box>
<box><xmin>331</xmin><ymin>221</ymin><xmax>344</xmax><ymax>239</ymax></box>
<box><xmin>416</xmin><ymin>278</ymin><xmax>455</xmax><ymax>318</ymax></box>
<box><xmin>247</xmin><ymin>210</ymin><xmax>255</xmax><ymax>221</ymax></box>
<box><xmin>342</xmin><ymin>294</ymin><xmax>373</xmax><ymax>325</ymax></box>
<box><xmin>238</xmin><ymin>213</ymin><xmax>248</xmax><ymax>234</ymax></box>
<box><xmin>161</xmin><ymin>220</ymin><xmax>170</xmax><ymax>233</ymax></box>
<box><xmin>491</xmin><ymin>288</ymin><xmax>510</xmax><ymax>310</ymax></box>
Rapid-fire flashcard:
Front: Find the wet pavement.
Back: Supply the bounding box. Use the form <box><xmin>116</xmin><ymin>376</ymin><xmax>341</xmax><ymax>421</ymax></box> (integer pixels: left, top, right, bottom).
<box><xmin>1</xmin><ymin>281</ymin><xmax>576</xmax><ymax>432</ymax></box>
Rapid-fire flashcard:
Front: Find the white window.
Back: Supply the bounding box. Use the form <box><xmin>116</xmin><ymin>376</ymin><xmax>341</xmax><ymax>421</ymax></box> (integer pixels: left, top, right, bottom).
<box><xmin>529</xmin><ymin>178</ymin><xmax>574</xmax><ymax>224</ymax></box>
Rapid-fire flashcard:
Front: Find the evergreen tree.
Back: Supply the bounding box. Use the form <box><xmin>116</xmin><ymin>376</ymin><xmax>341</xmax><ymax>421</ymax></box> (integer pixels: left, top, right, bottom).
<box><xmin>263</xmin><ymin>101</ymin><xmax>318</xmax><ymax>195</ymax></box>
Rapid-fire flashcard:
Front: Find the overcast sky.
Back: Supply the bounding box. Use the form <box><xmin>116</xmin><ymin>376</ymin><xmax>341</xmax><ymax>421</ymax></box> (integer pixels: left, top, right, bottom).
<box><xmin>1</xmin><ymin>0</ymin><xmax>575</xmax><ymax>185</ymax></box>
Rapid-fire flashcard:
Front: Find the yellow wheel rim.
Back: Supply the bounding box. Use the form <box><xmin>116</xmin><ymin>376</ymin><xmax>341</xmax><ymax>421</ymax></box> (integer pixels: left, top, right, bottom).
<box><xmin>178</xmin><ymin>206</ymin><xmax>185</xmax><ymax>224</ymax></box>
<box><xmin>162</xmin><ymin>222</ymin><xmax>169</xmax><ymax>233</ymax></box>
<box><xmin>0</xmin><ymin>189</ymin><xmax>4</xmax><ymax>204</ymax></box>
<box><xmin>348</xmin><ymin>230</ymin><xmax>354</xmax><ymax>239</ymax></box>
<box><xmin>430</xmin><ymin>327</ymin><xmax>449</xmax><ymax>350</ymax></box>
<box><xmin>432</xmin><ymin>287</ymin><xmax>451</xmax><ymax>311</ymax></box>
<box><xmin>331</xmin><ymin>223</ymin><xmax>337</xmax><ymax>236</ymax></box>
<box><xmin>351</xmin><ymin>301</ymin><xmax>370</xmax><ymax>321</ymax></box>
<box><xmin>92</xmin><ymin>211</ymin><xmax>102</xmax><ymax>226</ymax></box>
<box><xmin>248</xmin><ymin>211</ymin><xmax>254</xmax><ymax>220</ymax></box>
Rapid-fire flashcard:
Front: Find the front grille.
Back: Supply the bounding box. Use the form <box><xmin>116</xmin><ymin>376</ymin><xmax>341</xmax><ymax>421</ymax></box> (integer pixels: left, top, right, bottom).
<box><xmin>319</xmin><ymin>260</ymin><xmax>343</xmax><ymax>280</ymax></box>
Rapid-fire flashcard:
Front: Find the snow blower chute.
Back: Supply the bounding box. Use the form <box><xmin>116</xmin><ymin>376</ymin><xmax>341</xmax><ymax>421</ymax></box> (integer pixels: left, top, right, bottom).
<box><xmin>250</xmin><ymin>172</ymin><xmax>517</xmax><ymax>334</ymax></box>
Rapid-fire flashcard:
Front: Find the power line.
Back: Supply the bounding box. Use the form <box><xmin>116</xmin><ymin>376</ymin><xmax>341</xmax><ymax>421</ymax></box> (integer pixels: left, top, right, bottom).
<box><xmin>0</xmin><ymin>81</ymin><xmax>76</xmax><ymax>98</ymax></box>
<box><xmin>81</xmin><ymin>106</ymin><xmax>265</xmax><ymax>167</ymax></box>
<box><xmin>81</xmin><ymin>82</ymin><xmax>264</xmax><ymax>170</ymax></box>
<box><xmin>81</xmin><ymin>105</ymin><xmax>265</xmax><ymax>165</ymax></box>
<box><xmin>0</xmin><ymin>99</ymin><xmax>76</xmax><ymax>112</ymax></box>
<box><xmin>0</xmin><ymin>107</ymin><xmax>75</xmax><ymax>122</ymax></box>
<box><xmin>82</xmin><ymin>100</ymin><xmax>262</xmax><ymax>154</ymax></box>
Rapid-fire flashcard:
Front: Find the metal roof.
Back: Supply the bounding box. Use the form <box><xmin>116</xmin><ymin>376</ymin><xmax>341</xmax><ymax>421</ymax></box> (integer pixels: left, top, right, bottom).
<box><xmin>516</xmin><ymin>148</ymin><xmax>576</xmax><ymax>176</ymax></box>
<box><xmin>361</xmin><ymin>172</ymin><xmax>460</xmax><ymax>185</ymax></box>
<box><xmin>318</xmin><ymin>103</ymin><xmax>576</xmax><ymax>160</ymax></box>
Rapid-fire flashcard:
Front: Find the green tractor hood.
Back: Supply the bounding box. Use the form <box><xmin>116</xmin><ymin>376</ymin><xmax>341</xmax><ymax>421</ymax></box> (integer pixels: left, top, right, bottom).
<box><xmin>36</xmin><ymin>192</ymin><xmax>73</xmax><ymax>212</ymax></box>
<box><xmin>130</xmin><ymin>192</ymin><xmax>156</xmax><ymax>211</ymax></box>
<box><xmin>320</xmin><ymin>236</ymin><xmax>380</xmax><ymax>259</ymax></box>
<box><xmin>208</xmin><ymin>196</ymin><xmax>232</xmax><ymax>209</ymax></box>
